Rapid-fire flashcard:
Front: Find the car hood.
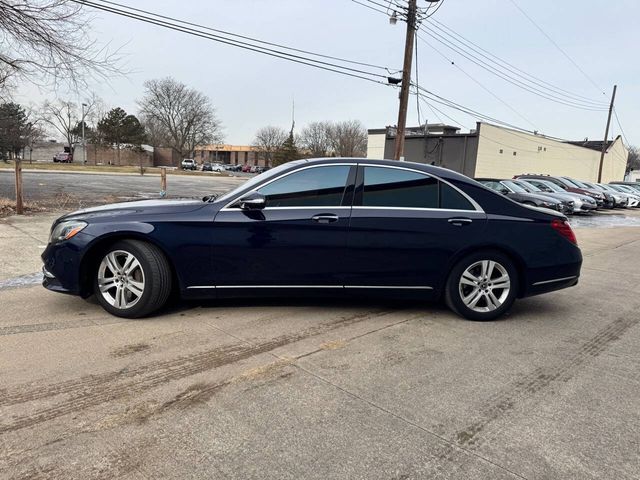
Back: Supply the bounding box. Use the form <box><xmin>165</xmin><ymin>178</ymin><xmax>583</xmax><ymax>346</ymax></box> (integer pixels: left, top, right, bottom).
<box><xmin>57</xmin><ymin>199</ymin><xmax>207</xmax><ymax>223</ymax></box>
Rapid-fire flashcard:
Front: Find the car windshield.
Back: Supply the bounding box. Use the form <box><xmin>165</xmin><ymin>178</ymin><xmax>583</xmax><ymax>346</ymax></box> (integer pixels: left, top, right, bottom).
<box><xmin>567</xmin><ymin>178</ymin><xmax>590</xmax><ymax>189</ymax></box>
<box><xmin>502</xmin><ymin>180</ymin><xmax>527</xmax><ymax>193</ymax></box>
<box><xmin>515</xmin><ymin>180</ymin><xmax>541</xmax><ymax>192</ymax></box>
<box><xmin>537</xmin><ymin>180</ymin><xmax>564</xmax><ymax>193</ymax></box>
<box><xmin>612</xmin><ymin>185</ymin><xmax>630</xmax><ymax>193</ymax></box>
<box><xmin>216</xmin><ymin>160</ymin><xmax>307</xmax><ymax>202</ymax></box>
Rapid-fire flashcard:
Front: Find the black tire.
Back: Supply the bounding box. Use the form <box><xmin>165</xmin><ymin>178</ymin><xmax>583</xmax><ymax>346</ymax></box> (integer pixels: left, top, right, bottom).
<box><xmin>444</xmin><ymin>251</ymin><xmax>519</xmax><ymax>321</ymax></box>
<box><xmin>93</xmin><ymin>239</ymin><xmax>172</xmax><ymax>318</ymax></box>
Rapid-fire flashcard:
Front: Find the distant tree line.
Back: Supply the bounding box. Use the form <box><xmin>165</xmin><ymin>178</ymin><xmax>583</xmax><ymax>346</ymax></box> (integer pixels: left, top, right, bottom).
<box><xmin>252</xmin><ymin>120</ymin><xmax>368</xmax><ymax>167</ymax></box>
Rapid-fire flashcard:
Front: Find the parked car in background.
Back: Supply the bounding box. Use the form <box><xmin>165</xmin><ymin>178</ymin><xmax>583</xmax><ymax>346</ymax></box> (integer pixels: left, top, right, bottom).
<box><xmin>202</xmin><ymin>162</ymin><xmax>213</xmax><ymax>171</ymax></box>
<box><xmin>476</xmin><ymin>178</ymin><xmax>571</xmax><ymax>214</ymax></box>
<box><xmin>519</xmin><ymin>178</ymin><xmax>597</xmax><ymax>213</ymax></box>
<box><xmin>559</xmin><ymin>177</ymin><xmax>615</xmax><ymax>209</ymax></box>
<box><xmin>53</xmin><ymin>152</ymin><xmax>73</xmax><ymax>163</ymax></box>
<box><xmin>181</xmin><ymin>159</ymin><xmax>197</xmax><ymax>171</ymax></box>
<box><xmin>511</xmin><ymin>179</ymin><xmax>577</xmax><ymax>214</ymax></box>
<box><xmin>241</xmin><ymin>164</ymin><xmax>252</xmax><ymax>173</ymax></box>
<box><xmin>42</xmin><ymin>158</ymin><xmax>582</xmax><ymax>322</ymax></box>
<box><xmin>610</xmin><ymin>181</ymin><xmax>640</xmax><ymax>194</ymax></box>
<box><xmin>604</xmin><ymin>184</ymin><xmax>640</xmax><ymax>207</ymax></box>
<box><xmin>224</xmin><ymin>164</ymin><xmax>241</xmax><ymax>172</ymax></box>
<box><xmin>581</xmin><ymin>182</ymin><xmax>630</xmax><ymax>208</ymax></box>
<box><xmin>514</xmin><ymin>174</ymin><xmax>606</xmax><ymax>208</ymax></box>
<box><xmin>209</xmin><ymin>162</ymin><xmax>225</xmax><ymax>172</ymax></box>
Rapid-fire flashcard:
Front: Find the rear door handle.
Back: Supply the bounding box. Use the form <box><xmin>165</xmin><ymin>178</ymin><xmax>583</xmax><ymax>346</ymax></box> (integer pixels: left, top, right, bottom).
<box><xmin>312</xmin><ymin>214</ymin><xmax>339</xmax><ymax>224</ymax></box>
<box><xmin>448</xmin><ymin>217</ymin><xmax>473</xmax><ymax>226</ymax></box>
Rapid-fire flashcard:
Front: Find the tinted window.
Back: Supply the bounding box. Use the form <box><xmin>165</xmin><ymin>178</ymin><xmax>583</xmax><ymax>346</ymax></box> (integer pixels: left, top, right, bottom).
<box><xmin>257</xmin><ymin>165</ymin><xmax>350</xmax><ymax>207</ymax></box>
<box><xmin>363</xmin><ymin>167</ymin><xmax>438</xmax><ymax>208</ymax></box>
<box><xmin>440</xmin><ymin>182</ymin><xmax>474</xmax><ymax>210</ymax></box>
<box><xmin>362</xmin><ymin>167</ymin><xmax>474</xmax><ymax>210</ymax></box>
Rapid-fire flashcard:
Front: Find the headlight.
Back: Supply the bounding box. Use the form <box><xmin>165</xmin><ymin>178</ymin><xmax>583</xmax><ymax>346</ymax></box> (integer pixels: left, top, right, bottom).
<box><xmin>49</xmin><ymin>220</ymin><xmax>87</xmax><ymax>244</ymax></box>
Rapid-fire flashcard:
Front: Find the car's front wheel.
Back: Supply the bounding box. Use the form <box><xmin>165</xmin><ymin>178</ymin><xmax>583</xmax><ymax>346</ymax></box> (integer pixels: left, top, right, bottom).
<box><xmin>445</xmin><ymin>252</ymin><xmax>518</xmax><ymax>321</ymax></box>
<box><xmin>93</xmin><ymin>240</ymin><xmax>172</xmax><ymax>318</ymax></box>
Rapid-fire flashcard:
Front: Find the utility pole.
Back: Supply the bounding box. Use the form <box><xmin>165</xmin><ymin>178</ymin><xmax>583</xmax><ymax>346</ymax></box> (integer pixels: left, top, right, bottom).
<box><xmin>597</xmin><ymin>85</ymin><xmax>617</xmax><ymax>182</ymax></box>
<box><xmin>393</xmin><ymin>0</ymin><xmax>417</xmax><ymax>160</ymax></box>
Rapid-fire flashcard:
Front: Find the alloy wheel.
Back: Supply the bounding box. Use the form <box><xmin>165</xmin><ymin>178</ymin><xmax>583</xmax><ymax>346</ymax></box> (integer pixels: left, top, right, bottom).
<box><xmin>97</xmin><ymin>250</ymin><xmax>145</xmax><ymax>309</ymax></box>
<box><xmin>459</xmin><ymin>260</ymin><xmax>511</xmax><ymax>313</ymax></box>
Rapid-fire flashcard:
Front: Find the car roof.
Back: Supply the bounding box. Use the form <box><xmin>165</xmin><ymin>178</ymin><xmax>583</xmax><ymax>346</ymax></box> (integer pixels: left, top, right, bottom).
<box><xmin>300</xmin><ymin>157</ymin><xmax>478</xmax><ymax>185</ymax></box>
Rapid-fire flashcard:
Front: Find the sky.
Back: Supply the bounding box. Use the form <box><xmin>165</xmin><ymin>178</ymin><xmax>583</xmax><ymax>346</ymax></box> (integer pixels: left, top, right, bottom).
<box><xmin>14</xmin><ymin>0</ymin><xmax>640</xmax><ymax>147</ymax></box>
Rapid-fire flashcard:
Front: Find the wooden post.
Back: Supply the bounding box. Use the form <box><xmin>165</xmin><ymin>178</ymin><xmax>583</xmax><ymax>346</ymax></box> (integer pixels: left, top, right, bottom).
<box><xmin>14</xmin><ymin>158</ymin><xmax>24</xmax><ymax>215</ymax></box>
<box><xmin>160</xmin><ymin>167</ymin><xmax>167</xmax><ymax>197</ymax></box>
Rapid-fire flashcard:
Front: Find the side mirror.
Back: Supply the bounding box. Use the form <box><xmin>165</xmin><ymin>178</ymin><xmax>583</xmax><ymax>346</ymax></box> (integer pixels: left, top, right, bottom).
<box><xmin>500</xmin><ymin>188</ymin><xmax>510</xmax><ymax>195</ymax></box>
<box><xmin>237</xmin><ymin>192</ymin><xmax>266</xmax><ymax>210</ymax></box>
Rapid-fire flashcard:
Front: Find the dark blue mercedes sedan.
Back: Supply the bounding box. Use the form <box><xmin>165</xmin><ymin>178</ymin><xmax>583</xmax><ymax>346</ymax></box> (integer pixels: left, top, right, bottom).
<box><xmin>42</xmin><ymin>158</ymin><xmax>582</xmax><ymax>321</ymax></box>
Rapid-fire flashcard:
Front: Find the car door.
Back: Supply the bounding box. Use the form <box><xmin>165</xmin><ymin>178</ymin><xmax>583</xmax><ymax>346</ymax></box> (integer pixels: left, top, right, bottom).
<box><xmin>211</xmin><ymin>163</ymin><xmax>355</xmax><ymax>289</ymax></box>
<box><xmin>344</xmin><ymin>165</ymin><xmax>487</xmax><ymax>293</ymax></box>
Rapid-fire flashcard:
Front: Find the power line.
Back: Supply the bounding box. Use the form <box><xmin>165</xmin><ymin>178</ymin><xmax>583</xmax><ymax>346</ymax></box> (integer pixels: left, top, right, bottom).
<box><xmin>416</xmin><ymin>33</ymin><xmax>538</xmax><ymax>130</ymax></box>
<box><xmin>351</xmin><ymin>0</ymin><xmax>396</xmax><ymax>17</ymax></box>
<box><xmin>507</xmin><ymin>0</ymin><xmax>606</xmax><ymax>96</ymax></box>
<box><xmin>92</xmin><ymin>0</ymin><xmax>399</xmax><ymax>72</ymax></box>
<box><xmin>426</xmin><ymin>18</ymin><xmax>607</xmax><ymax>107</ymax></box>
<box><xmin>418</xmin><ymin>25</ymin><xmax>607</xmax><ymax>111</ymax></box>
<box><xmin>73</xmin><ymin>0</ymin><xmax>395</xmax><ymax>85</ymax></box>
<box><xmin>414</xmin><ymin>37</ymin><xmax>422</xmax><ymax>126</ymax></box>
<box><xmin>612</xmin><ymin>107</ymin><xmax>631</xmax><ymax>147</ymax></box>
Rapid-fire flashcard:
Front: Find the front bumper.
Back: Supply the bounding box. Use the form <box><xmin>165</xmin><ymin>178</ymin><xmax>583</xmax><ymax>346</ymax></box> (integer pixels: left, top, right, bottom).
<box><xmin>41</xmin><ymin>232</ymin><xmax>94</xmax><ymax>296</ymax></box>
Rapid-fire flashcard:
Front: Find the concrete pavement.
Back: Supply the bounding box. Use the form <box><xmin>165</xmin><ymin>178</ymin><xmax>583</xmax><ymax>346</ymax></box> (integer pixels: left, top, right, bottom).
<box><xmin>1</xmin><ymin>211</ymin><xmax>639</xmax><ymax>479</ymax></box>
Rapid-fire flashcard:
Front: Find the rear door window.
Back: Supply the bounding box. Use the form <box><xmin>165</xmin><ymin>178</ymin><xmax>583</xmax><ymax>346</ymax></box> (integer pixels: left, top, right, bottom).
<box><xmin>360</xmin><ymin>166</ymin><xmax>474</xmax><ymax>211</ymax></box>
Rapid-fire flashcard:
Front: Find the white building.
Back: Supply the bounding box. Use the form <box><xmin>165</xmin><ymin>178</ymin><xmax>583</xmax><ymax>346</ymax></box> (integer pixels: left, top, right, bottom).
<box><xmin>367</xmin><ymin>122</ymin><xmax>628</xmax><ymax>183</ymax></box>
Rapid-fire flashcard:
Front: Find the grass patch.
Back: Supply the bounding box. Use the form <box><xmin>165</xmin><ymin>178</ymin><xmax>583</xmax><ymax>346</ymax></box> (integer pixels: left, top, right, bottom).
<box><xmin>0</xmin><ymin>197</ymin><xmax>47</xmax><ymax>217</ymax></box>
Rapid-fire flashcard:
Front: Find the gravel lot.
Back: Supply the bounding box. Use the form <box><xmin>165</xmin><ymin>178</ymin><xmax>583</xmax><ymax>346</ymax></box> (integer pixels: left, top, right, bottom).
<box><xmin>1</xmin><ymin>177</ymin><xmax>639</xmax><ymax>479</ymax></box>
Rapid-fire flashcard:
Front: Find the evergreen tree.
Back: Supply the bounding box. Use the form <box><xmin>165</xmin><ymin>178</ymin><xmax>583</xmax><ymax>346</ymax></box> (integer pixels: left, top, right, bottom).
<box><xmin>274</xmin><ymin>131</ymin><xmax>300</xmax><ymax>166</ymax></box>
<box><xmin>96</xmin><ymin>107</ymin><xmax>146</xmax><ymax>163</ymax></box>
<box><xmin>0</xmin><ymin>102</ymin><xmax>28</xmax><ymax>160</ymax></box>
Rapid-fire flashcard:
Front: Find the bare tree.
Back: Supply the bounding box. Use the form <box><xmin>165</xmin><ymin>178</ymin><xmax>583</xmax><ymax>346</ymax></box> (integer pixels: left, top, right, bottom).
<box><xmin>253</xmin><ymin>126</ymin><xmax>288</xmax><ymax>167</ymax></box>
<box><xmin>0</xmin><ymin>0</ymin><xmax>122</xmax><ymax>96</ymax></box>
<box><xmin>299</xmin><ymin>121</ymin><xmax>332</xmax><ymax>157</ymax></box>
<box><xmin>40</xmin><ymin>95</ymin><xmax>98</xmax><ymax>152</ymax></box>
<box><xmin>137</xmin><ymin>77</ymin><xmax>223</xmax><ymax>157</ymax></box>
<box><xmin>139</xmin><ymin>114</ymin><xmax>170</xmax><ymax>148</ymax></box>
<box><xmin>327</xmin><ymin>120</ymin><xmax>368</xmax><ymax>157</ymax></box>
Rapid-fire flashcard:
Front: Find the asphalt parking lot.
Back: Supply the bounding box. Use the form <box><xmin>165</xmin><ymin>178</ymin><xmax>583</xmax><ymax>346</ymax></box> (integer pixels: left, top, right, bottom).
<box><xmin>0</xmin><ymin>170</ymin><xmax>247</xmax><ymax>206</ymax></box>
<box><xmin>1</xmin><ymin>209</ymin><xmax>640</xmax><ymax>479</ymax></box>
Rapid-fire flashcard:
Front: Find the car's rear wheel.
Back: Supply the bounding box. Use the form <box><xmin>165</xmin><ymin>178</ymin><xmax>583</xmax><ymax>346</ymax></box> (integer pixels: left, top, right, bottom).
<box><xmin>445</xmin><ymin>251</ymin><xmax>519</xmax><ymax>321</ymax></box>
<box><xmin>93</xmin><ymin>240</ymin><xmax>172</xmax><ymax>318</ymax></box>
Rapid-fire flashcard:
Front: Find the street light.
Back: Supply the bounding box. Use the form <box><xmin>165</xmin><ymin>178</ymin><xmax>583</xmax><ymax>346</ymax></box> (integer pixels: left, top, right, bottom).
<box><xmin>81</xmin><ymin>103</ymin><xmax>88</xmax><ymax>164</ymax></box>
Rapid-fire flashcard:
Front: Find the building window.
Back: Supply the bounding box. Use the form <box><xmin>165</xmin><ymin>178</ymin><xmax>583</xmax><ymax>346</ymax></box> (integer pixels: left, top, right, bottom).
<box><xmin>513</xmin><ymin>151</ymin><xmax>517</xmax><ymax>156</ymax></box>
<box><xmin>499</xmin><ymin>149</ymin><xmax>503</xmax><ymax>154</ymax></box>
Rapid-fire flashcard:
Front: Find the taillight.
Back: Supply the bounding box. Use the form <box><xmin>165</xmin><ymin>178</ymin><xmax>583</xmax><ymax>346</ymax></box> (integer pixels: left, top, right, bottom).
<box><xmin>551</xmin><ymin>219</ymin><xmax>577</xmax><ymax>245</ymax></box>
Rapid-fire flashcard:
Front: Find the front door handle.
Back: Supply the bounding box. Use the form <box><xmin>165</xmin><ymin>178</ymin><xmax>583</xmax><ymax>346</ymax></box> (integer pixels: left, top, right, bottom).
<box><xmin>312</xmin><ymin>214</ymin><xmax>339</xmax><ymax>224</ymax></box>
<box><xmin>448</xmin><ymin>217</ymin><xmax>473</xmax><ymax>226</ymax></box>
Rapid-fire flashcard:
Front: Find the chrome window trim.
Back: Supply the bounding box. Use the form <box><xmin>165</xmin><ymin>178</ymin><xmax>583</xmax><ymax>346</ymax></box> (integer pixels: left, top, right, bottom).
<box><xmin>221</xmin><ymin>163</ymin><xmax>357</xmax><ymax>211</ymax></box>
<box><xmin>532</xmin><ymin>276</ymin><xmax>577</xmax><ymax>286</ymax></box>
<box><xmin>351</xmin><ymin>206</ymin><xmax>482</xmax><ymax>213</ymax></box>
<box><xmin>360</xmin><ymin>164</ymin><xmax>484</xmax><ymax>213</ymax></box>
<box><xmin>344</xmin><ymin>285</ymin><xmax>433</xmax><ymax>290</ymax></box>
<box><xmin>187</xmin><ymin>284</ymin><xmax>433</xmax><ymax>290</ymax></box>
